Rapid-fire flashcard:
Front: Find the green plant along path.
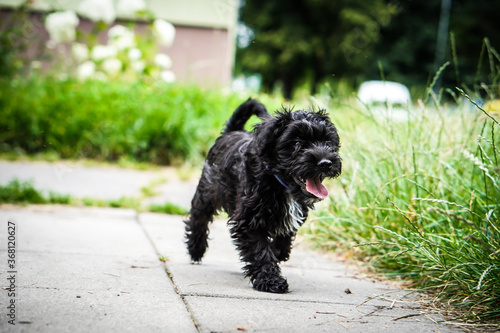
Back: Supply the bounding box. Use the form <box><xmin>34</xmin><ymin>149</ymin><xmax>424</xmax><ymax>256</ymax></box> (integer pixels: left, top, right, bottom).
<box><xmin>303</xmin><ymin>96</ymin><xmax>499</xmax><ymax>322</ymax></box>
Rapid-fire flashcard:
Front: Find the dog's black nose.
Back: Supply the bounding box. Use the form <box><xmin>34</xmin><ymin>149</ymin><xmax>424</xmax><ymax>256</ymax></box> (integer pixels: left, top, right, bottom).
<box><xmin>318</xmin><ymin>159</ymin><xmax>332</xmax><ymax>170</ymax></box>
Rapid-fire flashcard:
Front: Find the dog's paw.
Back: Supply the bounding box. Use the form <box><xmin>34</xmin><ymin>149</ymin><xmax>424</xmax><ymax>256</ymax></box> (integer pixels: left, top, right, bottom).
<box><xmin>252</xmin><ymin>275</ymin><xmax>289</xmax><ymax>293</ymax></box>
<box><xmin>187</xmin><ymin>248</ymin><xmax>205</xmax><ymax>263</ymax></box>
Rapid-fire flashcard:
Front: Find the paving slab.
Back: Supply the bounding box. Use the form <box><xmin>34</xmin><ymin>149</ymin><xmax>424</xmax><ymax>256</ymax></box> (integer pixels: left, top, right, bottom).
<box><xmin>140</xmin><ymin>214</ymin><xmax>408</xmax><ymax>302</ymax></box>
<box><xmin>10</xmin><ymin>287</ymin><xmax>194</xmax><ymax>333</ymax></box>
<box><xmin>185</xmin><ymin>296</ymin><xmax>454</xmax><ymax>333</ymax></box>
<box><xmin>139</xmin><ymin>212</ymin><xmax>463</xmax><ymax>332</ymax></box>
<box><xmin>0</xmin><ymin>206</ymin><xmax>150</xmax><ymax>257</ymax></box>
<box><xmin>0</xmin><ymin>205</ymin><xmax>196</xmax><ymax>333</ymax></box>
<box><xmin>143</xmin><ymin>179</ymin><xmax>198</xmax><ymax>209</ymax></box>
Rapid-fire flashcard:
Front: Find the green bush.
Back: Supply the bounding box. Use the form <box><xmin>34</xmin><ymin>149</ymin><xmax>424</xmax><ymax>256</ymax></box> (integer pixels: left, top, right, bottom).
<box><xmin>0</xmin><ymin>76</ymin><xmax>244</xmax><ymax>164</ymax></box>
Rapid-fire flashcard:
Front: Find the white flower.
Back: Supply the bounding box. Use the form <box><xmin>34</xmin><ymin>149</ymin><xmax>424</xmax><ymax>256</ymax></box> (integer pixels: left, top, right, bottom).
<box><xmin>77</xmin><ymin>0</ymin><xmax>116</xmax><ymax>24</ymax></box>
<box><xmin>77</xmin><ymin>60</ymin><xmax>96</xmax><ymax>80</ymax></box>
<box><xmin>131</xmin><ymin>60</ymin><xmax>145</xmax><ymax>73</ymax></box>
<box><xmin>71</xmin><ymin>43</ymin><xmax>89</xmax><ymax>63</ymax></box>
<box><xmin>116</xmin><ymin>0</ymin><xmax>147</xmax><ymax>18</ymax></box>
<box><xmin>45</xmin><ymin>11</ymin><xmax>79</xmax><ymax>44</ymax></box>
<box><xmin>153</xmin><ymin>19</ymin><xmax>175</xmax><ymax>47</ymax></box>
<box><xmin>108</xmin><ymin>25</ymin><xmax>135</xmax><ymax>51</ymax></box>
<box><xmin>154</xmin><ymin>53</ymin><xmax>172</xmax><ymax>69</ymax></box>
<box><xmin>91</xmin><ymin>44</ymin><xmax>117</xmax><ymax>61</ymax></box>
<box><xmin>160</xmin><ymin>70</ymin><xmax>176</xmax><ymax>83</ymax></box>
<box><xmin>128</xmin><ymin>48</ymin><xmax>142</xmax><ymax>61</ymax></box>
<box><xmin>102</xmin><ymin>58</ymin><xmax>123</xmax><ymax>76</ymax></box>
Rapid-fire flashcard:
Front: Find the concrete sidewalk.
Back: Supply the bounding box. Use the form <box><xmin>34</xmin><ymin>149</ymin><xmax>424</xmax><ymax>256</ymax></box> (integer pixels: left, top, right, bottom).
<box><xmin>0</xmin><ymin>160</ymin><xmax>198</xmax><ymax>209</ymax></box>
<box><xmin>0</xmin><ymin>161</ymin><xmax>463</xmax><ymax>332</ymax></box>
<box><xmin>0</xmin><ymin>205</ymin><xmax>462</xmax><ymax>332</ymax></box>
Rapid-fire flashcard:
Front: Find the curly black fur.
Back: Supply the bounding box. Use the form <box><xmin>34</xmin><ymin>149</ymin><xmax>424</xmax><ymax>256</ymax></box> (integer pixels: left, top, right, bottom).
<box><xmin>184</xmin><ymin>99</ymin><xmax>342</xmax><ymax>293</ymax></box>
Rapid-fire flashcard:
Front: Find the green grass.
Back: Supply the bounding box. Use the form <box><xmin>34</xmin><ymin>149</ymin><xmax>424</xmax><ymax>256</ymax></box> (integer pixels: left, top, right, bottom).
<box><xmin>149</xmin><ymin>202</ymin><xmax>187</xmax><ymax>215</ymax></box>
<box><xmin>0</xmin><ymin>179</ymin><xmax>70</xmax><ymax>204</ymax></box>
<box><xmin>303</xmin><ymin>40</ymin><xmax>500</xmax><ymax>322</ymax></box>
<box><xmin>304</xmin><ymin>96</ymin><xmax>499</xmax><ymax>322</ymax></box>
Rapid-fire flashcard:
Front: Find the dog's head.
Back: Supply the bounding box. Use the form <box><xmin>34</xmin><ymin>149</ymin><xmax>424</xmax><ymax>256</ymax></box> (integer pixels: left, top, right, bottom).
<box><xmin>254</xmin><ymin>108</ymin><xmax>342</xmax><ymax>204</ymax></box>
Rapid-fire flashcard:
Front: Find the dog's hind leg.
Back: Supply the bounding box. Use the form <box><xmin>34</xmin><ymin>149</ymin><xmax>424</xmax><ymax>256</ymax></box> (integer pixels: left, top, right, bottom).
<box><xmin>184</xmin><ymin>180</ymin><xmax>216</xmax><ymax>263</ymax></box>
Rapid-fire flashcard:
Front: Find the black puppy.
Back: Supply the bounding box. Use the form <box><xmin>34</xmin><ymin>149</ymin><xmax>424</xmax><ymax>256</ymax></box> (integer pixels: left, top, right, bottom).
<box><xmin>185</xmin><ymin>99</ymin><xmax>341</xmax><ymax>293</ymax></box>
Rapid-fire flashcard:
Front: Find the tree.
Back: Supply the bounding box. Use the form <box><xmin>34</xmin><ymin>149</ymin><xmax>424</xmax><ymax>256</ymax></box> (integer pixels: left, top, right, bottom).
<box><xmin>369</xmin><ymin>0</ymin><xmax>500</xmax><ymax>96</ymax></box>
<box><xmin>237</xmin><ymin>0</ymin><xmax>392</xmax><ymax>98</ymax></box>
<box><xmin>237</xmin><ymin>0</ymin><xmax>500</xmax><ymax>99</ymax></box>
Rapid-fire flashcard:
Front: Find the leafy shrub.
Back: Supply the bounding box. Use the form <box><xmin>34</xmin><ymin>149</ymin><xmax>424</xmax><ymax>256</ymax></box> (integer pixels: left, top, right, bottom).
<box><xmin>0</xmin><ymin>76</ymin><xmax>243</xmax><ymax>164</ymax></box>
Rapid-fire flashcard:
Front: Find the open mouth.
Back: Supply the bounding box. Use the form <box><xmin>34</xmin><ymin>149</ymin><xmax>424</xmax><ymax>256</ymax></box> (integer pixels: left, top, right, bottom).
<box><xmin>293</xmin><ymin>176</ymin><xmax>329</xmax><ymax>199</ymax></box>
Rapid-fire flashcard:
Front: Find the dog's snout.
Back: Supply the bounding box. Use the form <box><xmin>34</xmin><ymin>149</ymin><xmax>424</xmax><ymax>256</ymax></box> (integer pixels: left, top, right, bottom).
<box><xmin>318</xmin><ymin>159</ymin><xmax>332</xmax><ymax>170</ymax></box>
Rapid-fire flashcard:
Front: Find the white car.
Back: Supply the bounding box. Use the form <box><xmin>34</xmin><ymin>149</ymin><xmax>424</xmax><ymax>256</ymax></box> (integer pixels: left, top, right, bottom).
<box><xmin>358</xmin><ymin>80</ymin><xmax>411</xmax><ymax>106</ymax></box>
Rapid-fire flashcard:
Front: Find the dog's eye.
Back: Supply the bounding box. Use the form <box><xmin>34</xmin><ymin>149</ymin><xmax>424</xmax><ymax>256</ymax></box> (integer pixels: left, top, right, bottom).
<box><xmin>295</xmin><ymin>141</ymin><xmax>301</xmax><ymax>148</ymax></box>
<box><xmin>324</xmin><ymin>143</ymin><xmax>335</xmax><ymax>151</ymax></box>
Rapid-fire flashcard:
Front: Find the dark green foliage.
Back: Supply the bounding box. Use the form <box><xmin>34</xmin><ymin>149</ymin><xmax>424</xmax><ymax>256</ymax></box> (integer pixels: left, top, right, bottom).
<box><xmin>237</xmin><ymin>0</ymin><xmax>391</xmax><ymax>98</ymax></box>
<box><xmin>371</xmin><ymin>0</ymin><xmax>500</xmax><ymax>96</ymax></box>
<box><xmin>237</xmin><ymin>0</ymin><xmax>500</xmax><ymax>99</ymax></box>
<box><xmin>0</xmin><ymin>77</ymin><xmax>243</xmax><ymax>165</ymax></box>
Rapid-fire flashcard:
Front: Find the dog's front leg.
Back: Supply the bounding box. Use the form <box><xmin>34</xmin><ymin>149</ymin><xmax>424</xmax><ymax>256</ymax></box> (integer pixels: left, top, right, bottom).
<box><xmin>231</xmin><ymin>227</ymin><xmax>289</xmax><ymax>293</ymax></box>
<box><xmin>272</xmin><ymin>234</ymin><xmax>294</xmax><ymax>262</ymax></box>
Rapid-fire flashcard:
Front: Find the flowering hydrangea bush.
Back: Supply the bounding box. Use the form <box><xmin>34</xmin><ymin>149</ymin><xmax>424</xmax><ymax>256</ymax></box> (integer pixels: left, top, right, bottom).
<box><xmin>45</xmin><ymin>11</ymin><xmax>79</xmax><ymax>44</ymax></box>
<box><xmin>71</xmin><ymin>43</ymin><xmax>89</xmax><ymax>63</ymax></box>
<box><xmin>43</xmin><ymin>0</ymin><xmax>176</xmax><ymax>83</ymax></box>
<box><xmin>108</xmin><ymin>25</ymin><xmax>135</xmax><ymax>50</ymax></box>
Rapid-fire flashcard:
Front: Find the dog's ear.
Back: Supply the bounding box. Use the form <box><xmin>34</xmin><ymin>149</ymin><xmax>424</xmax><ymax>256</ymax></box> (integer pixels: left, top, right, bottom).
<box><xmin>253</xmin><ymin>118</ymin><xmax>277</xmax><ymax>160</ymax></box>
<box><xmin>253</xmin><ymin>110</ymin><xmax>291</xmax><ymax>162</ymax></box>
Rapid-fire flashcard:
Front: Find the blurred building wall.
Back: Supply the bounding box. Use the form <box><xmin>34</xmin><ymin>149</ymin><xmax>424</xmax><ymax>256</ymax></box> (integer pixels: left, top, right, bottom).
<box><xmin>0</xmin><ymin>0</ymin><xmax>238</xmax><ymax>87</ymax></box>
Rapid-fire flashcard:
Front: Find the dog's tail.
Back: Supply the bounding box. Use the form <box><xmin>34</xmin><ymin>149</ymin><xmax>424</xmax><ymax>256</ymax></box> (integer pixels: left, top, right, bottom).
<box><xmin>224</xmin><ymin>99</ymin><xmax>270</xmax><ymax>133</ymax></box>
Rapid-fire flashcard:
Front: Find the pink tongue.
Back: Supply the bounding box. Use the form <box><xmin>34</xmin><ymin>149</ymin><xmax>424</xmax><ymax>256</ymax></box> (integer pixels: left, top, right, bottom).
<box><xmin>306</xmin><ymin>178</ymin><xmax>329</xmax><ymax>199</ymax></box>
